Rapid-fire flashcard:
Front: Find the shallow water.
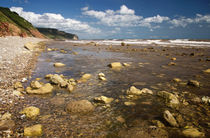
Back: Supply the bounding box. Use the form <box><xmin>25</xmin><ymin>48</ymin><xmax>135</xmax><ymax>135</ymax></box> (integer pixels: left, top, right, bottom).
<box><xmin>15</xmin><ymin>41</ymin><xmax>210</xmax><ymax>137</ymax></box>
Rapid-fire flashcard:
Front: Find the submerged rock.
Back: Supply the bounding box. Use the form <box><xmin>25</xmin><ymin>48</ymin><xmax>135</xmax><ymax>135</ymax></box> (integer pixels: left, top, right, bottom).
<box><xmin>187</xmin><ymin>80</ymin><xmax>200</xmax><ymax>87</ymax></box>
<box><xmin>24</xmin><ymin>124</ymin><xmax>42</xmax><ymax>137</ymax></box>
<box><xmin>53</xmin><ymin>62</ymin><xmax>66</xmax><ymax>67</ymax></box>
<box><xmin>50</xmin><ymin>97</ymin><xmax>65</xmax><ymax>106</ymax></box>
<box><xmin>108</xmin><ymin>62</ymin><xmax>122</xmax><ymax>69</ymax></box>
<box><xmin>182</xmin><ymin>128</ymin><xmax>205</xmax><ymax>138</ymax></box>
<box><xmin>157</xmin><ymin>91</ymin><xmax>179</xmax><ymax>109</ymax></box>
<box><xmin>66</xmin><ymin>100</ymin><xmax>95</xmax><ymax>114</ymax></box>
<box><xmin>94</xmin><ymin>96</ymin><xmax>114</xmax><ymax>104</ymax></box>
<box><xmin>26</xmin><ymin>83</ymin><xmax>53</xmax><ymax>94</ymax></box>
<box><xmin>20</xmin><ymin>106</ymin><xmax>40</xmax><ymax>119</ymax></box>
<box><xmin>163</xmin><ymin>110</ymin><xmax>179</xmax><ymax>127</ymax></box>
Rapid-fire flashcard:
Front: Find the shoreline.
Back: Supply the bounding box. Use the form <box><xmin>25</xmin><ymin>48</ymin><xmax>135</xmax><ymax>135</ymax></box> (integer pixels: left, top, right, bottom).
<box><xmin>0</xmin><ymin>36</ymin><xmax>47</xmax><ymax>105</ymax></box>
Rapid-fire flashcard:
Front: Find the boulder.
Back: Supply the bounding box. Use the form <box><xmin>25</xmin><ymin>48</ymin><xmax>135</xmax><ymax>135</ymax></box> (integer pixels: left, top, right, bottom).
<box><xmin>182</xmin><ymin>128</ymin><xmax>205</xmax><ymax>138</ymax></box>
<box><xmin>157</xmin><ymin>91</ymin><xmax>179</xmax><ymax>109</ymax></box>
<box><xmin>66</xmin><ymin>100</ymin><xmax>95</xmax><ymax>114</ymax></box>
<box><xmin>30</xmin><ymin>81</ymin><xmax>42</xmax><ymax>89</ymax></box>
<box><xmin>81</xmin><ymin>74</ymin><xmax>92</xmax><ymax>80</ymax></box>
<box><xmin>26</xmin><ymin>83</ymin><xmax>53</xmax><ymax>94</ymax></box>
<box><xmin>108</xmin><ymin>62</ymin><xmax>122</xmax><ymax>69</ymax></box>
<box><xmin>53</xmin><ymin>62</ymin><xmax>65</xmax><ymax>67</ymax></box>
<box><xmin>201</xmin><ymin>96</ymin><xmax>210</xmax><ymax>104</ymax></box>
<box><xmin>20</xmin><ymin>106</ymin><xmax>40</xmax><ymax>119</ymax></box>
<box><xmin>126</xmin><ymin>86</ymin><xmax>142</xmax><ymax>95</ymax></box>
<box><xmin>94</xmin><ymin>96</ymin><xmax>114</xmax><ymax>104</ymax></box>
<box><xmin>173</xmin><ymin>78</ymin><xmax>182</xmax><ymax>83</ymax></box>
<box><xmin>50</xmin><ymin>74</ymin><xmax>68</xmax><ymax>87</ymax></box>
<box><xmin>24</xmin><ymin>42</ymin><xmax>37</xmax><ymax>51</ymax></box>
<box><xmin>50</xmin><ymin>97</ymin><xmax>65</xmax><ymax>106</ymax></box>
<box><xmin>124</xmin><ymin>101</ymin><xmax>136</xmax><ymax>106</ymax></box>
<box><xmin>187</xmin><ymin>80</ymin><xmax>200</xmax><ymax>87</ymax></box>
<box><xmin>24</xmin><ymin>124</ymin><xmax>42</xmax><ymax>137</ymax></box>
<box><xmin>163</xmin><ymin>110</ymin><xmax>179</xmax><ymax>127</ymax></box>
<box><xmin>126</xmin><ymin>86</ymin><xmax>153</xmax><ymax>95</ymax></box>
<box><xmin>203</xmin><ymin>69</ymin><xmax>210</xmax><ymax>73</ymax></box>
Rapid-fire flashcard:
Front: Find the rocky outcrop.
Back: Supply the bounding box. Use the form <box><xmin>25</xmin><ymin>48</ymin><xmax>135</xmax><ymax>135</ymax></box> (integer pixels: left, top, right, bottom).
<box><xmin>66</xmin><ymin>100</ymin><xmax>95</xmax><ymax>114</ymax></box>
<box><xmin>0</xmin><ymin>7</ymin><xmax>45</xmax><ymax>38</ymax></box>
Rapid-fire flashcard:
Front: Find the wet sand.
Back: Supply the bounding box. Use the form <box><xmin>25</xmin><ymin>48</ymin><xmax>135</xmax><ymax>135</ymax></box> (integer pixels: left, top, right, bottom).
<box><xmin>1</xmin><ymin>40</ymin><xmax>210</xmax><ymax>137</ymax></box>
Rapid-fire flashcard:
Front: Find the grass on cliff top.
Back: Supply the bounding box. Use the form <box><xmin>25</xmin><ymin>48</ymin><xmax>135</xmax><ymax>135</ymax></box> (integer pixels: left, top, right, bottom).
<box><xmin>0</xmin><ymin>7</ymin><xmax>35</xmax><ymax>30</ymax></box>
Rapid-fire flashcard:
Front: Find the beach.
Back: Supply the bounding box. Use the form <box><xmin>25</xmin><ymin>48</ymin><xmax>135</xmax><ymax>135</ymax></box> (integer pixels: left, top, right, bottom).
<box><xmin>0</xmin><ymin>38</ymin><xmax>210</xmax><ymax>137</ymax></box>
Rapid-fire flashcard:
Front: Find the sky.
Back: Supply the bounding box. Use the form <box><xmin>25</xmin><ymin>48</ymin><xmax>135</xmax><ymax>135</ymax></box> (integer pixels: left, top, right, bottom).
<box><xmin>1</xmin><ymin>0</ymin><xmax>210</xmax><ymax>39</ymax></box>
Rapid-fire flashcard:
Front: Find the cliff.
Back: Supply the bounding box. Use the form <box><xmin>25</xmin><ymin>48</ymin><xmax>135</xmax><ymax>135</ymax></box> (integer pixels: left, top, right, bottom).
<box><xmin>0</xmin><ymin>7</ymin><xmax>45</xmax><ymax>38</ymax></box>
<box><xmin>37</xmin><ymin>28</ymin><xmax>78</xmax><ymax>40</ymax></box>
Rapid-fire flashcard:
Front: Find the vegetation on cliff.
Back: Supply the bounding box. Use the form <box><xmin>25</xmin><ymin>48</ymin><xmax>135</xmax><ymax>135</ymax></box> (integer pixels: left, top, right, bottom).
<box><xmin>0</xmin><ymin>7</ymin><xmax>45</xmax><ymax>38</ymax></box>
<box><xmin>37</xmin><ymin>28</ymin><xmax>78</xmax><ymax>40</ymax></box>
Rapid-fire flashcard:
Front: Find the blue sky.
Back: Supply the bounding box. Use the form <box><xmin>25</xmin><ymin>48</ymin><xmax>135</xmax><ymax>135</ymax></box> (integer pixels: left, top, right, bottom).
<box><xmin>1</xmin><ymin>0</ymin><xmax>210</xmax><ymax>39</ymax></box>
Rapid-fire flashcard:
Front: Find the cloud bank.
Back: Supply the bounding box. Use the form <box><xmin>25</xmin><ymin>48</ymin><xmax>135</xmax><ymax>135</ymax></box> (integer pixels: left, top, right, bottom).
<box><xmin>10</xmin><ymin>7</ymin><xmax>101</xmax><ymax>34</ymax></box>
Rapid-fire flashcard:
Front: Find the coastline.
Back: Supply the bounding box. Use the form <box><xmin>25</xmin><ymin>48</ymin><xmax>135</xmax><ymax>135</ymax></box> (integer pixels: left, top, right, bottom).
<box><xmin>0</xmin><ymin>36</ymin><xmax>47</xmax><ymax>106</ymax></box>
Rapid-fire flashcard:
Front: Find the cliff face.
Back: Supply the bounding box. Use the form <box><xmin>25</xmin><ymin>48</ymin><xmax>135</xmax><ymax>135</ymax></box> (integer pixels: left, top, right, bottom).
<box><xmin>0</xmin><ymin>7</ymin><xmax>45</xmax><ymax>38</ymax></box>
<box><xmin>37</xmin><ymin>28</ymin><xmax>79</xmax><ymax>40</ymax></box>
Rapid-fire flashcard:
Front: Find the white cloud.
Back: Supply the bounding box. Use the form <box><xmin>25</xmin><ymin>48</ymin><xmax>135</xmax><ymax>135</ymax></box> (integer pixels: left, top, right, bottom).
<box><xmin>170</xmin><ymin>14</ymin><xmax>210</xmax><ymax>28</ymax></box>
<box><xmin>82</xmin><ymin>5</ymin><xmax>169</xmax><ymax>29</ymax></box>
<box><xmin>82</xmin><ymin>5</ymin><xmax>142</xmax><ymax>27</ymax></box>
<box><xmin>10</xmin><ymin>7</ymin><xmax>101</xmax><ymax>34</ymax></box>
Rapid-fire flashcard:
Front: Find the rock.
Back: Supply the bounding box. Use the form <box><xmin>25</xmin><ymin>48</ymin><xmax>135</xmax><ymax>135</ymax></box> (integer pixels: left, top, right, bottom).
<box><xmin>108</xmin><ymin>62</ymin><xmax>122</xmax><ymax>69</ymax></box>
<box><xmin>81</xmin><ymin>73</ymin><xmax>92</xmax><ymax>80</ymax></box>
<box><xmin>47</xmin><ymin>48</ymin><xmax>52</xmax><ymax>51</ymax></box>
<box><xmin>14</xmin><ymin>81</ymin><xmax>23</xmax><ymax>89</ymax></box>
<box><xmin>116</xmin><ymin>116</ymin><xmax>125</xmax><ymax>123</ymax></box>
<box><xmin>53</xmin><ymin>62</ymin><xmax>66</xmax><ymax>67</ymax></box>
<box><xmin>1</xmin><ymin>112</ymin><xmax>12</xmax><ymax>120</ymax></box>
<box><xmin>121</xmin><ymin>42</ymin><xmax>125</xmax><ymax>46</ymax></box>
<box><xmin>67</xmin><ymin>84</ymin><xmax>74</xmax><ymax>92</ymax></box>
<box><xmin>30</xmin><ymin>81</ymin><xmax>42</xmax><ymax>89</ymax></box>
<box><xmin>124</xmin><ymin>101</ymin><xmax>136</xmax><ymax>106</ymax></box>
<box><xmin>126</xmin><ymin>86</ymin><xmax>153</xmax><ymax>95</ymax></box>
<box><xmin>50</xmin><ymin>97</ymin><xmax>65</xmax><ymax>106</ymax></box>
<box><xmin>141</xmin><ymin>88</ymin><xmax>153</xmax><ymax>95</ymax></box>
<box><xmin>173</xmin><ymin>78</ymin><xmax>182</xmax><ymax>83</ymax></box>
<box><xmin>201</xmin><ymin>96</ymin><xmax>210</xmax><ymax>104</ymax></box>
<box><xmin>203</xmin><ymin>69</ymin><xmax>210</xmax><ymax>73</ymax></box>
<box><xmin>187</xmin><ymin>80</ymin><xmax>200</xmax><ymax>87</ymax></box>
<box><xmin>98</xmin><ymin>73</ymin><xmax>107</xmax><ymax>81</ymax></box>
<box><xmin>171</xmin><ymin>57</ymin><xmax>176</xmax><ymax>61</ymax></box>
<box><xmin>26</xmin><ymin>83</ymin><xmax>53</xmax><ymax>94</ymax></box>
<box><xmin>0</xmin><ymin>119</ymin><xmax>15</xmax><ymax>131</ymax></box>
<box><xmin>24</xmin><ymin>124</ymin><xmax>42</xmax><ymax>137</ymax></box>
<box><xmin>24</xmin><ymin>42</ymin><xmax>37</xmax><ymax>51</ymax></box>
<box><xmin>163</xmin><ymin>110</ymin><xmax>179</xmax><ymax>127</ymax></box>
<box><xmin>66</xmin><ymin>100</ymin><xmax>95</xmax><ymax>114</ymax></box>
<box><xmin>157</xmin><ymin>91</ymin><xmax>179</xmax><ymax>109</ymax></box>
<box><xmin>152</xmin><ymin>120</ymin><xmax>165</xmax><ymax>128</ymax></box>
<box><xmin>12</xmin><ymin>90</ymin><xmax>23</xmax><ymax>97</ymax></box>
<box><xmin>182</xmin><ymin>128</ymin><xmax>205</xmax><ymax>138</ymax></box>
<box><xmin>123</xmin><ymin>63</ymin><xmax>131</xmax><ymax>67</ymax></box>
<box><xmin>94</xmin><ymin>96</ymin><xmax>114</xmax><ymax>104</ymax></box>
<box><xmin>126</xmin><ymin>86</ymin><xmax>142</xmax><ymax>95</ymax></box>
<box><xmin>20</xmin><ymin>106</ymin><xmax>40</xmax><ymax>119</ymax></box>
<box><xmin>45</xmin><ymin>74</ymin><xmax>53</xmax><ymax>79</ymax></box>
<box><xmin>168</xmin><ymin>62</ymin><xmax>176</xmax><ymax>66</ymax></box>
<box><xmin>191</xmin><ymin>97</ymin><xmax>201</xmax><ymax>104</ymax></box>
<box><xmin>50</xmin><ymin>74</ymin><xmax>68</xmax><ymax>87</ymax></box>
